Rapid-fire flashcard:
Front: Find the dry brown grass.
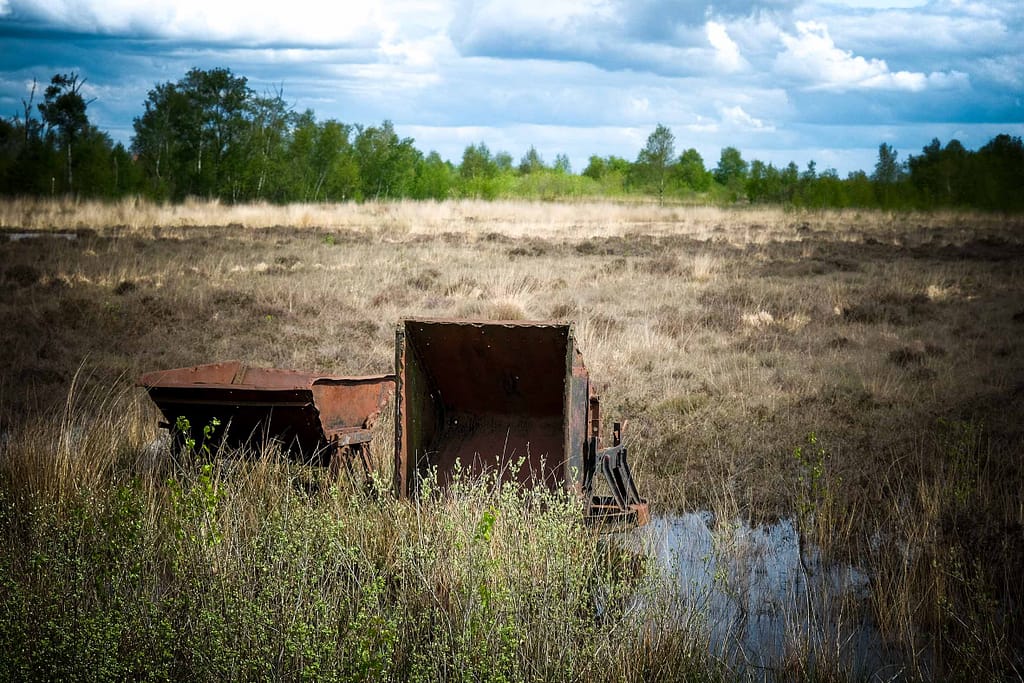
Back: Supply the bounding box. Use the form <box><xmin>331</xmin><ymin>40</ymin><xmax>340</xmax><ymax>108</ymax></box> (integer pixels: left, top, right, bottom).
<box><xmin>2</xmin><ymin>197</ymin><xmax>1024</xmax><ymax>677</ymax></box>
<box><xmin>2</xmin><ymin>195</ymin><xmax>1016</xmax><ymax>241</ymax></box>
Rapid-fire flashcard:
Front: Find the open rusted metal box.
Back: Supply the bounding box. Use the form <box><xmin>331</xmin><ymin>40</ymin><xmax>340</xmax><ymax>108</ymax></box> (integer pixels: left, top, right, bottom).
<box><xmin>394</xmin><ymin>318</ymin><xmax>649</xmax><ymax>527</ymax></box>
<box><xmin>138</xmin><ymin>361</ymin><xmax>394</xmax><ymax>479</ymax></box>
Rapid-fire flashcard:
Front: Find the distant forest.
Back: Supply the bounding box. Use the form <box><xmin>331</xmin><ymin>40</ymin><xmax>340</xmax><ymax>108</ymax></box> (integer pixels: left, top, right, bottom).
<box><xmin>1</xmin><ymin>68</ymin><xmax>1022</xmax><ymax>210</ymax></box>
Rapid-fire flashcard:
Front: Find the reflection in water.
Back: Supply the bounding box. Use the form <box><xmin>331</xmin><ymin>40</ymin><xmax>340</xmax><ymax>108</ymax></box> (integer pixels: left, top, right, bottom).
<box><xmin>638</xmin><ymin>514</ymin><xmax>904</xmax><ymax>680</ymax></box>
<box><xmin>7</xmin><ymin>232</ymin><xmax>79</xmax><ymax>241</ymax></box>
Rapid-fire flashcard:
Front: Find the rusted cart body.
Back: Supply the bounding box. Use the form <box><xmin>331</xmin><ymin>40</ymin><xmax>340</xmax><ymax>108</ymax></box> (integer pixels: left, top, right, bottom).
<box><xmin>139</xmin><ymin>320</ymin><xmax>649</xmax><ymax>528</ymax></box>
<box><xmin>138</xmin><ymin>361</ymin><xmax>394</xmax><ymax>475</ymax></box>
<box><xmin>394</xmin><ymin>318</ymin><xmax>649</xmax><ymax>527</ymax></box>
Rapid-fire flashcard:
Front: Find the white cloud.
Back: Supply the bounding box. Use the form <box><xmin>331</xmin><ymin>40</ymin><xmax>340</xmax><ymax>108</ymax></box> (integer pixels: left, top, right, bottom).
<box><xmin>683</xmin><ymin>115</ymin><xmax>720</xmax><ymax>134</ymax></box>
<box><xmin>3</xmin><ymin>0</ymin><xmax>444</xmax><ymax>46</ymax></box>
<box><xmin>456</xmin><ymin>0</ymin><xmax>614</xmax><ymax>28</ymax></box>
<box><xmin>930</xmin><ymin>0</ymin><xmax>1015</xmax><ymax>20</ymax></box>
<box><xmin>628</xmin><ymin>97</ymin><xmax>650</xmax><ymax>115</ymax></box>
<box><xmin>775</xmin><ymin>20</ymin><xmax>967</xmax><ymax>91</ymax></box>
<box><xmin>976</xmin><ymin>54</ymin><xmax>1024</xmax><ymax>88</ymax></box>
<box><xmin>823</xmin><ymin>10</ymin><xmax>1010</xmax><ymax>57</ymax></box>
<box><xmin>705</xmin><ymin>21</ymin><xmax>746</xmax><ymax>72</ymax></box>
<box><xmin>719</xmin><ymin>104</ymin><xmax>772</xmax><ymax>131</ymax></box>
<box><xmin>450</xmin><ymin>0</ymin><xmax>615</xmax><ymax>51</ymax></box>
<box><xmin>835</xmin><ymin>0</ymin><xmax>927</xmax><ymax>7</ymax></box>
<box><xmin>379</xmin><ymin>34</ymin><xmax>456</xmax><ymax>69</ymax></box>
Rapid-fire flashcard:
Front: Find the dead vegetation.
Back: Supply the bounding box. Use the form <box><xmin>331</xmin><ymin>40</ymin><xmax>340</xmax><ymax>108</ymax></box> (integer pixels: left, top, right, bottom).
<box><xmin>1</xmin><ymin>198</ymin><xmax>1023</xmax><ymax>678</ymax></box>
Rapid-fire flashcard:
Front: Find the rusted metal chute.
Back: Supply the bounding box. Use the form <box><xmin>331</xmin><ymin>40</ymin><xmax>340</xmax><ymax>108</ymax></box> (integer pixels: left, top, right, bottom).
<box><xmin>138</xmin><ymin>361</ymin><xmax>394</xmax><ymax>485</ymax></box>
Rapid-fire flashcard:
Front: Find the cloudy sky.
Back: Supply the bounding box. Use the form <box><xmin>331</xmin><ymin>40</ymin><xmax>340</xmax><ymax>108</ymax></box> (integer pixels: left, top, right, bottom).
<box><xmin>1</xmin><ymin>0</ymin><xmax>1021</xmax><ymax>175</ymax></box>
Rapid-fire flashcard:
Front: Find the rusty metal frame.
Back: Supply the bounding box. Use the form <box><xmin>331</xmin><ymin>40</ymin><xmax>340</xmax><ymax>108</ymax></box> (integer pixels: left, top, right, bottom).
<box><xmin>394</xmin><ymin>318</ymin><xmax>648</xmax><ymax>527</ymax></box>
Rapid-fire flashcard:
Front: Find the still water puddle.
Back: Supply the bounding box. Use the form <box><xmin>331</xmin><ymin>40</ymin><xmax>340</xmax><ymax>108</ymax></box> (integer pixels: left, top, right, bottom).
<box><xmin>635</xmin><ymin>513</ymin><xmax>905</xmax><ymax>679</ymax></box>
<box><xmin>5</xmin><ymin>231</ymin><xmax>79</xmax><ymax>241</ymax></box>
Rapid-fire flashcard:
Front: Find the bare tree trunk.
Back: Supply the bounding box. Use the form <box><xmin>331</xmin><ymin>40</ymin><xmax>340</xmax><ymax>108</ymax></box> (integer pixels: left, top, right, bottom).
<box><xmin>314</xmin><ymin>171</ymin><xmax>327</xmax><ymax>202</ymax></box>
<box><xmin>21</xmin><ymin>80</ymin><xmax>37</xmax><ymax>147</ymax></box>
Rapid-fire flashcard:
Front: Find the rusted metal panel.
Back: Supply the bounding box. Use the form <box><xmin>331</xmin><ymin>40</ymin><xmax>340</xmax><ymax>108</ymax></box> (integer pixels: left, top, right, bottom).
<box><xmin>310</xmin><ymin>377</ymin><xmax>393</xmax><ymax>439</ymax></box>
<box><xmin>139</xmin><ymin>361</ymin><xmax>319</xmax><ymax>390</ymax></box>
<box><xmin>566</xmin><ymin>362</ymin><xmax>590</xmax><ymax>499</ymax></box>
<box><xmin>394</xmin><ymin>325</ymin><xmax>410</xmax><ymax>497</ymax></box>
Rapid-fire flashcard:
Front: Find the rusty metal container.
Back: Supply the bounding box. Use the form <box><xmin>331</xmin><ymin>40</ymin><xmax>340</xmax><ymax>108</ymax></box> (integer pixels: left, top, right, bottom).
<box><xmin>139</xmin><ymin>361</ymin><xmax>393</xmax><ymax>477</ymax></box>
<box><xmin>394</xmin><ymin>319</ymin><xmax>648</xmax><ymax>527</ymax></box>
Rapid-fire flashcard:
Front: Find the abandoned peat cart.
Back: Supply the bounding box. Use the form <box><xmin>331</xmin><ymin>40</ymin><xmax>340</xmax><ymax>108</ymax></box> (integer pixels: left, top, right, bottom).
<box><xmin>139</xmin><ymin>318</ymin><xmax>650</xmax><ymax>528</ymax></box>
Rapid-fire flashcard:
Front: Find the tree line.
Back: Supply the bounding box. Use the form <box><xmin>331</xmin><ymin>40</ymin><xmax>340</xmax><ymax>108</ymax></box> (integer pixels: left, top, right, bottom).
<box><xmin>1</xmin><ymin>68</ymin><xmax>1022</xmax><ymax>210</ymax></box>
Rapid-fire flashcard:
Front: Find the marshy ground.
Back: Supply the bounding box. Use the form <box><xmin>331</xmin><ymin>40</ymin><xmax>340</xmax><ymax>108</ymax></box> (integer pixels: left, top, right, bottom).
<box><xmin>1</xmin><ymin>198</ymin><xmax>1022</xmax><ymax>680</ymax></box>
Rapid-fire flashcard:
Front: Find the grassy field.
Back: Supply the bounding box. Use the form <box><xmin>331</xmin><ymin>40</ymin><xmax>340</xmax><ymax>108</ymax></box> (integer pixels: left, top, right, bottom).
<box><xmin>1</xmin><ymin>197</ymin><xmax>1022</xmax><ymax>680</ymax></box>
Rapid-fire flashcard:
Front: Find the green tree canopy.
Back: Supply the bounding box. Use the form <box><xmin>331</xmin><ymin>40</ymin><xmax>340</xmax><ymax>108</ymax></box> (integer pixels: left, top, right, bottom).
<box><xmin>975</xmin><ymin>134</ymin><xmax>1024</xmax><ymax>210</ymax></box>
<box><xmin>411</xmin><ymin>151</ymin><xmax>455</xmax><ymax>200</ymax></box>
<box><xmin>460</xmin><ymin>142</ymin><xmax>496</xmax><ymax>181</ymax></box>
<box><xmin>132</xmin><ymin>67</ymin><xmax>255</xmax><ymax>199</ymax></box>
<box><xmin>38</xmin><ymin>73</ymin><xmax>90</xmax><ymax>192</ymax></box>
<box><xmin>493</xmin><ymin>150</ymin><xmax>513</xmax><ymax>173</ymax></box>
<box><xmin>553</xmin><ymin>153</ymin><xmax>571</xmax><ymax>174</ymax></box>
<box><xmin>353</xmin><ymin>120</ymin><xmax>420</xmax><ymax>200</ymax></box>
<box><xmin>288</xmin><ymin>111</ymin><xmax>358</xmax><ymax>202</ymax></box>
<box><xmin>634</xmin><ymin>123</ymin><xmax>676</xmax><ymax>200</ymax></box>
<box><xmin>582</xmin><ymin>155</ymin><xmax>605</xmax><ymax>180</ymax></box>
<box><xmin>713</xmin><ymin>147</ymin><xmax>748</xmax><ymax>201</ymax></box>
<box><xmin>6</xmin><ymin>65</ymin><xmax>1024</xmax><ymax>210</ymax></box>
<box><xmin>872</xmin><ymin>143</ymin><xmax>906</xmax><ymax>207</ymax></box>
<box><xmin>713</xmin><ymin>147</ymin><xmax>748</xmax><ymax>186</ymax></box>
<box><xmin>673</xmin><ymin>148</ymin><xmax>712</xmax><ymax>191</ymax></box>
<box><xmin>518</xmin><ymin>146</ymin><xmax>544</xmax><ymax>174</ymax></box>
<box><xmin>872</xmin><ymin>143</ymin><xmax>902</xmax><ymax>185</ymax></box>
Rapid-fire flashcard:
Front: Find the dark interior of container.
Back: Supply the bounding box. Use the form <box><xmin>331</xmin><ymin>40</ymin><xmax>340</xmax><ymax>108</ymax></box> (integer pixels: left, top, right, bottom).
<box><xmin>401</xmin><ymin>320</ymin><xmax>570</xmax><ymax>491</ymax></box>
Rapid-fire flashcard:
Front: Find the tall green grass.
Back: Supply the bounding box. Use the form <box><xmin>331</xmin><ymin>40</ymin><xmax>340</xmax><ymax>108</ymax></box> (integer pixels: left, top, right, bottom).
<box><xmin>2</xmin><ymin>378</ymin><xmax>1022</xmax><ymax>680</ymax></box>
<box><xmin>0</xmin><ymin>382</ymin><xmax>718</xmax><ymax>682</ymax></box>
